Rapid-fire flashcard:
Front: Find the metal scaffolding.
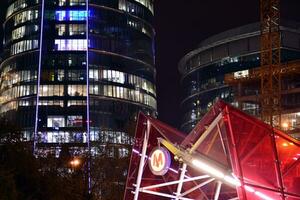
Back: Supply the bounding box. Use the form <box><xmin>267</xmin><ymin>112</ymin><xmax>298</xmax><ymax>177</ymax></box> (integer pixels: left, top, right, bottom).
<box><xmin>124</xmin><ymin>101</ymin><xmax>300</xmax><ymax>200</ymax></box>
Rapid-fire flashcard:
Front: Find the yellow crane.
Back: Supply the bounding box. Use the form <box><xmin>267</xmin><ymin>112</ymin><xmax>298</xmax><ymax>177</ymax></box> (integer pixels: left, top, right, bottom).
<box><xmin>260</xmin><ymin>0</ymin><xmax>281</xmax><ymax>127</ymax></box>
<box><xmin>225</xmin><ymin>0</ymin><xmax>283</xmax><ymax>127</ymax></box>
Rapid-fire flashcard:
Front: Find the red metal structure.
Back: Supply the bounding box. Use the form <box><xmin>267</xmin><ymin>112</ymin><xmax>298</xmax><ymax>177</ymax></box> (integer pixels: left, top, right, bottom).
<box><xmin>124</xmin><ymin>101</ymin><xmax>300</xmax><ymax>200</ymax></box>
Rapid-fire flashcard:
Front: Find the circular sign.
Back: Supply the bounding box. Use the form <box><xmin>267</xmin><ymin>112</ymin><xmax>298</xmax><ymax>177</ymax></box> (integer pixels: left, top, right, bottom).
<box><xmin>148</xmin><ymin>147</ymin><xmax>171</xmax><ymax>176</ymax></box>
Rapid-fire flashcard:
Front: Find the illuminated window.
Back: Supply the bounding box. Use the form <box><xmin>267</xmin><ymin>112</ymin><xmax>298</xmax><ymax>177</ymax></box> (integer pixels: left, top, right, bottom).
<box><xmin>67</xmin><ymin>116</ymin><xmax>83</xmax><ymax>127</ymax></box>
<box><xmin>6</xmin><ymin>0</ymin><xmax>35</xmax><ymax>19</ymax></box>
<box><xmin>11</xmin><ymin>40</ymin><xmax>39</xmax><ymax>55</ymax></box>
<box><xmin>127</xmin><ymin>19</ymin><xmax>152</xmax><ymax>37</ymax></box>
<box><xmin>58</xmin><ymin>0</ymin><xmax>66</xmax><ymax>6</ymax></box>
<box><xmin>39</xmin><ymin>85</ymin><xmax>64</xmax><ymax>96</ymax></box>
<box><xmin>55</xmin><ymin>10</ymin><xmax>66</xmax><ymax>21</ymax></box>
<box><xmin>100</xmin><ymin>69</ymin><xmax>125</xmax><ymax>84</ymax></box>
<box><xmin>14</xmin><ymin>10</ymin><xmax>39</xmax><ymax>26</ymax></box>
<box><xmin>69</xmin><ymin>10</ymin><xmax>87</xmax><ymax>20</ymax></box>
<box><xmin>101</xmin><ymin>85</ymin><xmax>156</xmax><ymax>109</ymax></box>
<box><xmin>70</xmin><ymin>0</ymin><xmax>86</xmax><ymax>6</ymax></box>
<box><xmin>89</xmin><ymin>85</ymin><xmax>99</xmax><ymax>95</ymax></box>
<box><xmin>54</xmin><ymin>39</ymin><xmax>87</xmax><ymax>51</ymax></box>
<box><xmin>105</xmin><ymin>70</ymin><xmax>125</xmax><ymax>84</ymax></box>
<box><xmin>67</xmin><ymin>100</ymin><xmax>86</xmax><ymax>107</ymax></box>
<box><xmin>55</xmin><ymin>10</ymin><xmax>87</xmax><ymax>21</ymax></box>
<box><xmin>98</xmin><ymin>69</ymin><xmax>156</xmax><ymax>95</ymax></box>
<box><xmin>57</xmin><ymin>70</ymin><xmax>64</xmax><ymax>81</ymax></box>
<box><xmin>43</xmin><ymin>132</ymin><xmax>70</xmax><ymax>143</ymax></box>
<box><xmin>234</xmin><ymin>70</ymin><xmax>249</xmax><ymax>78</ymax></box>
<box><xmin>11</xmin><ymin>25</ymin><xmax>39</xmax><ymax>40</ymax></box>
<box><xmin>119</xmin><ymin>0</ymin><xmax>154</xmax><ymax>14</ymax></box>
<box><xmin>56</xmin><ymin>24</ymin><xmax>66</xmax><ymax>36</ymax></box>
<box><xmin>39</xmin><ymin>100</ymin><xmax>63</xmax><ymax>107</ymax></box>
<box><xmin>19</xmin><ymin>100</ymin><xmax>29</xmax><ymax>106</ymax></box>
<box><xmin>89</xmin><ymin>69</ymin><xmax>99</xmax><ymax>80</ymax></box>
<box><xmin>68</xmin><ymin>70</ymin><xmax>86</xmax><ymax>81</ymax></box>
<box><xmin>0</xmin><ymin>101</ymin><xmax>18</xmax><ymax>113</ymax></box>
<box><xmin>68</xmin><ymin>85</ymin><xmax>86</xmax><ymax>96</ymax></box>
<box><xmin>12</xmin><ymin>26</ymin><xmax>25</xmax><ymax>40</ymax></box>
<box><xmin>69</xmin><ymin>24</ymin><xmax>86</xmax><ymax>35</ymax></box>
<box><xmin>47</xmin><ymin>116</ymin><xmax>65</xmax><ymax>128</ymax></box>
<box><xmin>119</xmin><ymin>148</ymin><xmax>129</xmax><ymax>158</ymax></box>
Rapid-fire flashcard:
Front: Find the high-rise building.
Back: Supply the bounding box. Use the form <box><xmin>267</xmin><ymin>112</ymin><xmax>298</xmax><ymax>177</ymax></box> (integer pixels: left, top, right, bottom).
<box><xmin>179</xmin><ymin>22</ymin><xmax>300</xmax><ymax>137</ymax></box>
<box><xmin>0</xmin><ymin>0</ymin><xmax>156</xmax><ymax>159</ymax></box>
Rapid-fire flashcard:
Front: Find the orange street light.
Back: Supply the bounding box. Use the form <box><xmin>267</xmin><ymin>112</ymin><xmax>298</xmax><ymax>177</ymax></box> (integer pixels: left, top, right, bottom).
<box><xmin>70</xmin><ymin>158</ymin><xmax>81</xmax><ymax>167</ymax></box>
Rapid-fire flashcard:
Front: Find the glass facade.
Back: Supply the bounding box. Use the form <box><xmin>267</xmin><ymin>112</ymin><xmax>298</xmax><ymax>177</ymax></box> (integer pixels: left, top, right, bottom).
<box><xmin>1</xmin><ymin>0</ymin><xmax>155</xmax><ymax>160</ymax></box>
<box><xmin>179</xmin><ymin>22</ymin><xmax>300</xmax><ymax>135</ymax></box>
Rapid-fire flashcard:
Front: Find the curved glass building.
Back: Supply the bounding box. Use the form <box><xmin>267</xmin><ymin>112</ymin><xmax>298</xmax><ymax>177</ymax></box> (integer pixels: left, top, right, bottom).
<box><xmin>179</xmin><ymin>22</ymin><xmax>300</xmax><ymax>134</ymax></box>
<box><xmin>0</xmin><ymin>0</ymin><xmax>156</xmax><ymax>157</ymax></box>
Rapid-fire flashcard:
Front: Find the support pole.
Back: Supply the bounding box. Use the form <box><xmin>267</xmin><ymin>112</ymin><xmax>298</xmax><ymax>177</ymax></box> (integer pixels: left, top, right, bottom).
<box><xmin>133</xmin><ymin>119</ymin><xmax>150</xmax><ymax>200</ymax></box>
<box><xmin>85</xmin><ymin>0</ymin><xmax>91</xmax><ymax>194</ymax></box>
<box><xmin>175</xmin><ymin>163</ymin><xmax>187</xmax><ymax>199</ymax></box>
<box><xmin>34</xmin><ymin>0</ymin><xmax>45</xmax><ymax>155</ymax></box>
<box><xmin>214</xmin><ymin>181</ymin><xmax>222</xmax><ymax>200</ymax></box>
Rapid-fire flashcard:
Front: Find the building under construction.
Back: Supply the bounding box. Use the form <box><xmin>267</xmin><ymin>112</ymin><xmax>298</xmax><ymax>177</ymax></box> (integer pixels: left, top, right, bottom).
<box><xmin>178</xmin><ymin>20</ymin><xmax>300</xmax><ymax>138</ymax></box>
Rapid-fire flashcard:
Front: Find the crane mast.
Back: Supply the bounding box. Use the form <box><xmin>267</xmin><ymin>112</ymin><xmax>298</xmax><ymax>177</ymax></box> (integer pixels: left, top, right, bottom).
<box><xmin>260</xmin><ymin>0</ymin><xmax>281</xmax><ymax>126</ymax></box>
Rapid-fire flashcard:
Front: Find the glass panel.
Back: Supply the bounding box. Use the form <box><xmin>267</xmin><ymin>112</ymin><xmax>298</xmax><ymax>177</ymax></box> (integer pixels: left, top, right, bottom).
<box><xmin>67</xmin><ymin>116</ymin><xmax>83</xmax><ymax>127</ymax></box>
<box><xmin>47</xmin><ymin>116</ymin><xmax>65</xmax><ymax>128</ymax></box>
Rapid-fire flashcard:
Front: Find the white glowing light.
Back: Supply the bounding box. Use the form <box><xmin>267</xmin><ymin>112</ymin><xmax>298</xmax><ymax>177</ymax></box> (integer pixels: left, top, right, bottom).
<box><xmin>224</xmin><ymin>175</ymin><xmax>241</xmax><ymax>186</ymax></box>
<box><xmin>255</xmin><ymin>191</ymin><xmax>274</xmax><ymax>200</ymax></box>
<box><xmin>132</xmin><ymin>149</ymin><xmax>274</xmax><ymax>200</ymax></box>
<box><xmin>244</xmin><ymin>185</ymin><xmax>255</xmax><ymax>193</ymax></box>
<box><xmin>192</xmin><ymin>159</ymin><xmax>225</xmax><ymax>178</ymax></box>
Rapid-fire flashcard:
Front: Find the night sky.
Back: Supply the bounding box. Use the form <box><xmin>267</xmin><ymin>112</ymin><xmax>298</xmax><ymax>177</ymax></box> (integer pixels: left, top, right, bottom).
<box><xmin>154</xmin><ymin>0</ymin><xmax>300</xmax><ymax>128</ymax></box>
<box><xmin>0</xmin><ymin>1</ymin><xmax>300</xmax><ymax>128</ymax></box>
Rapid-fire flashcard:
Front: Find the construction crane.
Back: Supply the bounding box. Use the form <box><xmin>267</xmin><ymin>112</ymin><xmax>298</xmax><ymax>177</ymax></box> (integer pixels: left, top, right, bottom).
<box><xmin>260</xmin><ymin>0</ymin><xmax>281</xmax><ymax>127</ymax></box>
<box><xmin>225</xmin><ymin>0</ymin><xmax>283</xmax><ymax>127</ymax></box>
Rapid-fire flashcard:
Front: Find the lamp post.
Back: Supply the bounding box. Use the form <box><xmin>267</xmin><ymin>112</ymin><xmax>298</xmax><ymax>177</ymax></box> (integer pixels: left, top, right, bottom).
<box><xmin>70</xmin><ymin>157</ymin><xmax>81</xmax><ymax>171</ymax></box>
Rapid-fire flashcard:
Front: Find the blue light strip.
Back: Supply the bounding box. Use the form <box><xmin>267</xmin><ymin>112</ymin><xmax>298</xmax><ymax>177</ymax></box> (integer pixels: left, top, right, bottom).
<box><xmin>34</xmin><ymin>0</ymin><xmax>45</xmax><ymax>154</ymax></box>
<box><xmin>86</xmin><ymin>0</ymin><xmax>91</xmax><ymax>194</ymax></box>
<box><xmin>55</xmin><ymin>10</ymin><xmax>87</xmax><ymax>21</ymax></box>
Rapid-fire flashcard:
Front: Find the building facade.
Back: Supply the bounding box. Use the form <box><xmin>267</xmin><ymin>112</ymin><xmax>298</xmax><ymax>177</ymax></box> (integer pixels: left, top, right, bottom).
<box><xmin>0</xmin><ymin>0</ymin><xmax>156</xmax><ymax>158</ymax></box>
<box><xmin>179</xmin><ymin>22</ymin><xmax>300</xmax><ymax>136</ymax></box>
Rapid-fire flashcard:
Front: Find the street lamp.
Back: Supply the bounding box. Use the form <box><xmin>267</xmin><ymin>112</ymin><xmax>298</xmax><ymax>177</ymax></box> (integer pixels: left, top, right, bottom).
<box><xmin>70</xmin><ymin>158</ymin><xmax>81</xmax><ymax>169</ymax></box>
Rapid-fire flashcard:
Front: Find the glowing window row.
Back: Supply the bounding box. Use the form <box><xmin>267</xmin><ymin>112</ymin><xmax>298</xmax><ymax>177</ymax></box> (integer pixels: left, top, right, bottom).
<box><xmin>0</xmin><ymin>70</ymin><xmax>37</xmax><ymax>91</ymax></box>
<box><xmin>0</xmin><ymin>101</ymin><xmax>18</xmax><ymax>113</ymax></box>
<box><xmin>96</xmin><ymin>130</ymin><xmax>132</xmax><ymax>145</ymax></box>
<box><xmin>39</xmin><ymin>85</ymin><xmax>87</xmax><ymax>97</ymax></box>
<box><xmin>39</xmin><ymin>131</ymin><xmax>87</xmax><ymax>144</ymax></box>
<box><xmin>1</xmin><ymin>69</ymin><xmax>155</xmax><ymax>97</ymax></box>
<box><xmin>11</xmin><ymin>40</ymin><xmax>39</xmax><ymax>55</ymax></box>
<box><xmin>6</xmin><ymin>0</ymin><xmax>39</xmax><ymax>19</ymax></box>
<box><xmin>39</xmin><ymin>131</ymin><xmax>87</xmax><ymax>143</ymax></box>
<box><xmin>54</xmin><ymin>39</ymin><xmax>87</xmax><ymax>51</ymax></box>
<box><xmin>37</xmin><ymin>129</ymin><xmax>132</xmax><ymax>145</ymax></box>
<box><xmin>0</xmin><ymin>83</ymin><xmax>156</xmax><ymax>109</ymax></box>
<box><xmin>12</xmin><ymin>25</ymin><xmax>39</xmax><ymax>41</ymax></box>
<box><xmin>14</xmin><ymin>9</ymin><xmax>39</xmax><ymax>26</ymax></box>
<box><xmin>47</xmin><ymin>115</ymin><xmax>83</xmax><ymax>128</ymax></box>
<box><xmin>56</xmin><ymin>24</ymin><xmax>86</xmax><ymax>36</ymax></box>
<box><xmin>0</xmin><ymin>85</ymin><xmax>36</xmax><ymax>105</ymax></box>
<box><xmin>119</xmin><ymin>0</ymin><xmax>153</xmax><ymax>14</ymax></box>
<box><xmin>90</xmin><ymin>84</ymin><xmax>156</xmax><ymax>109</ymax></box>
<box><xmin>0</xmin><ymin>100</ymin><xmax>87</xmax><ymax>114</ymax></box>
<box><xmin>39</xmin><ymin>100</ymin><xmax>64</xmax><ymax>107</ymax></box>
<box><xmin>133</xmin><ymin>0</ymin><xmax>154</xmax><ymax>13</ymax></box>
<box><xmin>55</xmin><ymin>10</ymin><xmax>87</xmax><ymax>21</ymax></box>
<box><xmin>127</xmin><ymin>19</ymin><xmax>152</xmax><ymax>38</ymax></box>
<box><xmin>89</xmin><ymin>69</ymin><xmax>156</xmax><ymax>95</ymax></box>
<box><xmin>13</xmin><ymin>100</ymin><xmax>85</xmax><ymax>108</ymax></box>
<box><xmin>58</xmin><ymin>0</ymin><xmax>86</xmax><ymax>6</ymax></box>
<box><xmin>39</xmin><ymin>100</ymin><xmax>86</xmax><ymax>107</ymax></box>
